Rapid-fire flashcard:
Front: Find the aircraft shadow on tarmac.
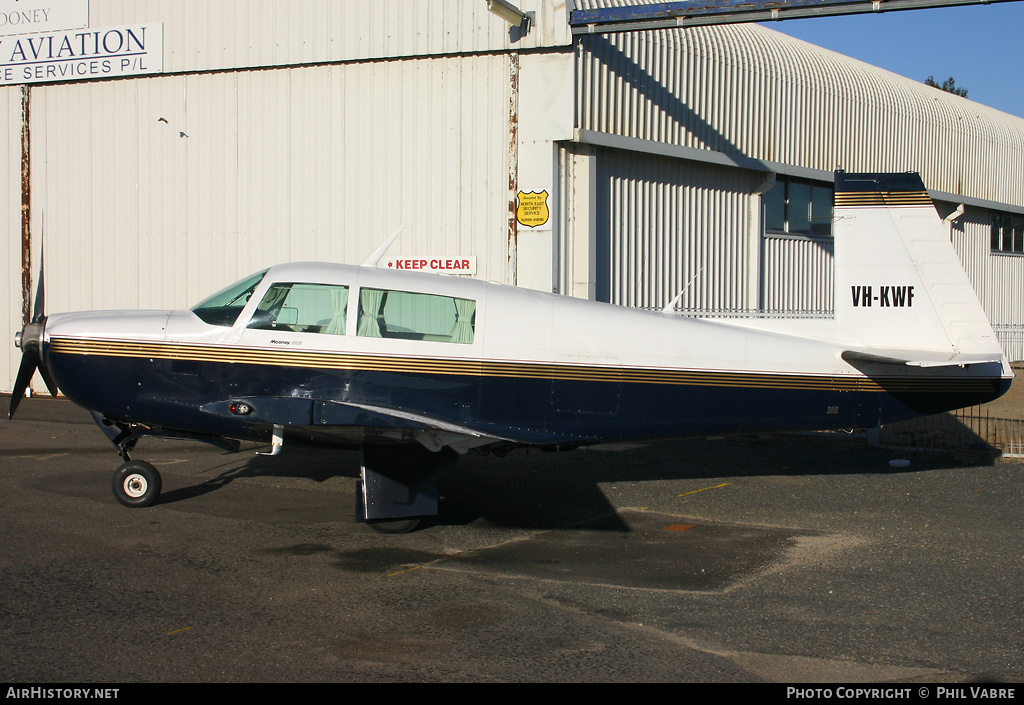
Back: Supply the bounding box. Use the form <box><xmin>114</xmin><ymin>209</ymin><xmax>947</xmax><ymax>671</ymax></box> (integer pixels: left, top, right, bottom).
<box><xmin>147</xmin><ymin>431</ymin><xmax>972</xmax><ymax>533</ymax></box>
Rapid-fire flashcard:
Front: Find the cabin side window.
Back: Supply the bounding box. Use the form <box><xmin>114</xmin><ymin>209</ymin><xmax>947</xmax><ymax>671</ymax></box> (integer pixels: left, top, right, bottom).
<box><xmin>356</xmin><ymin>288</ymin><xmax>475</xmax><ymax>344</ymax></box>
<box><xmin>247</xmin><ymin>283</ymin><xmax>350</xmax><ymax>335</ymax></box>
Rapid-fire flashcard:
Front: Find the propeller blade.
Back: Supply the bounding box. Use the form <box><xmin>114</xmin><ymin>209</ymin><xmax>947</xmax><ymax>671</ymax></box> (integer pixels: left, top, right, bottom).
<box><xmin>11</xmin><ymin>250</ymin><xmax>56</xmax><ymax>417</ymax></box>
<box><xmin>31</xmin><ymin>253</ymin><xmax>44</xmax><ymax>323</ymax></box>
<box><xmin>8</xmin><ymin>350</ymin><xmax>39</xmax><ymax>419</ymax></box>
<box><xmin>38</xmin><ymin>364</ymin><xmax>59</xmax><ymax>398</ymax></box>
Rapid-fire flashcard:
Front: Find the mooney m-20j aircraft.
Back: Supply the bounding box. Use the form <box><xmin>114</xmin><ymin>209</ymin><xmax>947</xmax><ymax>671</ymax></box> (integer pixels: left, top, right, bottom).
<box><xmin>10</xmin><ymin>172</ymin><xmax>1014</xmax><ymax>532</ymax></box>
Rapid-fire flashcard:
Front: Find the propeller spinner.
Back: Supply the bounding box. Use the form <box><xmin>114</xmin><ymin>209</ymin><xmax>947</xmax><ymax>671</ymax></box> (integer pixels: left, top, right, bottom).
<box><xmin>10</xmin><ymin>268</ymin><xmax>58</xmax><ymax>419</ymax></box>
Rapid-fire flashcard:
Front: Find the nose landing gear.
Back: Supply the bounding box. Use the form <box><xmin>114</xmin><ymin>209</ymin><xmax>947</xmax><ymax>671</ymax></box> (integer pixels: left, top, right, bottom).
<box><xmin>111</xmin><ymin>460</ymin><xmax>162</xmax><ymax>508</ymax></box>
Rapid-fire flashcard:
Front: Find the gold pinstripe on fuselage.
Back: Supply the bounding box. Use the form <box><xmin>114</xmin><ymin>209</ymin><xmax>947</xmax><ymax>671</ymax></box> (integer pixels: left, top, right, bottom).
<box><xmin>47</xmin><ymin>336</ymin><xmax>994</xmax><ymax>396</ymax></box>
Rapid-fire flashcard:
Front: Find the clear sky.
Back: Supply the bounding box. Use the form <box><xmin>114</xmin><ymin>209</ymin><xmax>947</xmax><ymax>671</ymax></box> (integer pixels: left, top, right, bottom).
<box><xmin>758</xmin><ymin>2</ymin><xmax>1024</xmax><ymax>120</ymax></box>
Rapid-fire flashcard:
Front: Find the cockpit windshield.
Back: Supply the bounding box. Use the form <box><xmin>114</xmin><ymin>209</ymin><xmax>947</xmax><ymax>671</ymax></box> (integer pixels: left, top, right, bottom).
<box><xmin>191</xmin><ymin>269</ymin><xmax>268</xmax><ymax>327</ymax></box>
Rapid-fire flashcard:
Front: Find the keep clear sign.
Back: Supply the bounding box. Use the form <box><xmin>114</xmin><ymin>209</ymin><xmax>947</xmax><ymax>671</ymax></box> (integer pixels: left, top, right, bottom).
<box><xmin>385</xmin><ymin>256</ymin><xmax>478</xmax><ymax>275</ymax></box>
<box><xmin>0</xmin><ymin>23</ymin><xmax>163</xmax><ymax>85</ymax></box>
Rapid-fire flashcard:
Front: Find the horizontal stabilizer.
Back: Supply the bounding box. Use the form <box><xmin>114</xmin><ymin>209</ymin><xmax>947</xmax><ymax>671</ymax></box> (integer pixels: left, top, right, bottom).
<box><xmin>842</xmin><ymin>349</ymin><xmax>1006</xmax><ymax>369</ymax></box>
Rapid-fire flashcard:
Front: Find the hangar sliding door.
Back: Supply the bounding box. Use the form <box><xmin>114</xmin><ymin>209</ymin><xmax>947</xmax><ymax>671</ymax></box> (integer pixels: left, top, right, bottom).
<box><xmin>591</xmin><ymin>148</ymin><xmax>760</xmax><ymax>312</ymax></box>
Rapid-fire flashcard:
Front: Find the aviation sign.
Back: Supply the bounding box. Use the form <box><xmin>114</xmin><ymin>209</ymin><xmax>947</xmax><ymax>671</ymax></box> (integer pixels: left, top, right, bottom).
<box><xmin>0</xmin><ymin>23</ymin><xmax>163</xmax><ymax>85</ymax></box>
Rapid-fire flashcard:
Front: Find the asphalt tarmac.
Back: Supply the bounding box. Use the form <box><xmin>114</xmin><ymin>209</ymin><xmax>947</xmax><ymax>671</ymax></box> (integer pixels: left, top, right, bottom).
<box><xmin>2</xmin><ymin>397</ymin><xmax>1022</xmax><ymax>683</ymax></box>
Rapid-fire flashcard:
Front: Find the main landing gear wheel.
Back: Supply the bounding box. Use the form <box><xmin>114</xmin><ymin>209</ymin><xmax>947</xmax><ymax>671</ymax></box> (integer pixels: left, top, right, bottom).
<box><xmin>366</xmin><ymin>518</ymin><xmax>421</xmax><ymax>535</ymax></box>
<box><xmin>112</xmin><ymin>460</ymin><xmax>162</xmax><ymax>508</ymax></box>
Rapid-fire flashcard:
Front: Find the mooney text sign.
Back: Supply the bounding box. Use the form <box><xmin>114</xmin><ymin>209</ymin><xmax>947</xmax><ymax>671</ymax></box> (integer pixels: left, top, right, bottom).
<box><xmin>0</xmin><ymin>0</ymin><xmax>88</xmax><ymax>37</ymax></box>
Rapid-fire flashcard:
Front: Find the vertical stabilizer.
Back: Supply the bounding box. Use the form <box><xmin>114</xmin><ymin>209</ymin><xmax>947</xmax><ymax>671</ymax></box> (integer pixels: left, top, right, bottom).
<box><xmin>833</xmin><ymin>172</ymin><xmax>1003</xmax><ymax>363</ymax></box>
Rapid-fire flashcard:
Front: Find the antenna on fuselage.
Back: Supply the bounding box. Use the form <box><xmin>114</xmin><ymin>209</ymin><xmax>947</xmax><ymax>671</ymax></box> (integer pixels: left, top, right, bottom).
<box><xmin>361</xmin><ymin>225</ymin><xmax>406</xmax><ymax>267</ymax></box>
<box><xmin>662</xmin><ymin>267</ymin><xmax>704</xmax><ymax>314</ymax></box>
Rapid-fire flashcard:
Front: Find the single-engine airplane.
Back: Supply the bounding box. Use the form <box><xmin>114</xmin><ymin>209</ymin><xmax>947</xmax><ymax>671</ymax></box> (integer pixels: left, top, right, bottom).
<box><xmin>9</xmin><ymin>172</ymin><xmax>1014</xmax><ymax>532</ymax></box>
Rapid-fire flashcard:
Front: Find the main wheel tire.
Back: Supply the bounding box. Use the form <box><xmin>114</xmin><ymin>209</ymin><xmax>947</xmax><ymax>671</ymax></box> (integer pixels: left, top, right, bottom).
<box><xmin>112</xmin><ymin>461</ymin><xmax>162</xmax><ymax>508</ymax></box>
<box><xmin>366</xmin><ymin>518</ymin><xmax>421</xmax><ymax>534</ymax></box>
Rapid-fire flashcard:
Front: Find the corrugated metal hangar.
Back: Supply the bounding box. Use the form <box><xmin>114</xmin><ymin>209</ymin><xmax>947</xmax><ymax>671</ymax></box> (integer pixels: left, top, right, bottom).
<box><xmin>4</xmin><ymin>0</ymin><xmax>1024</xmax><ymax>409</ymax></box>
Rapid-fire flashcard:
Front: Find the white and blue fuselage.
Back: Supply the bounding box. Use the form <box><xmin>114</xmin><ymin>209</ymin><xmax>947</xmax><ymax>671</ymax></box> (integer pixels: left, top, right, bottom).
<box><xmin>13</xmin><ymin>172</ymin><xmax>1014</xmax><ymax>526</ymax></box>
<box><xmin>40</xmin><ymin>255</ymin><xmax>1009</xmax><ymax>451</ymax></box>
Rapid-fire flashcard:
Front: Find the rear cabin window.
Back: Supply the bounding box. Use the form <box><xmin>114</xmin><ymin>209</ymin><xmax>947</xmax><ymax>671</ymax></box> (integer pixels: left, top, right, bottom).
<box><xmin>356</xmin><ymin>288</ymin><xmax>475</xmax><ymax>344</ymax></box>
<box><xmin>247</xmin><ymin>283</ymin><xmax>350</xmax><ymax>335</ymax></box>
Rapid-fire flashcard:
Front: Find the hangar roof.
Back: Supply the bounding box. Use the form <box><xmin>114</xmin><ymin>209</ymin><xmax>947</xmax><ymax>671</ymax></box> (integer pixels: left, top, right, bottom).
<box><xmin>574</xmin><ymin>8</ymin><xmax>1024</xmax><ymax>207</ymax></box>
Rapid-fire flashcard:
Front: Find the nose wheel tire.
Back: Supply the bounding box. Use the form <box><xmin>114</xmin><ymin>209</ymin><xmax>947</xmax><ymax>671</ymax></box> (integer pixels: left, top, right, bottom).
<box><xmin>112</xmin><ymin>461</ymin><xmax>162</xmax><ymax>508</ymax></box>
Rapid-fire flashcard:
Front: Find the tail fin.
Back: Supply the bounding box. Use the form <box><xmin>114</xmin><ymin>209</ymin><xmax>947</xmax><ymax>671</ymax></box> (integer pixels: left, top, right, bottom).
<box><xmin>833</xmin><ymin>171</ymin><xmax>1005</xmax><ymax>367</ymax></box>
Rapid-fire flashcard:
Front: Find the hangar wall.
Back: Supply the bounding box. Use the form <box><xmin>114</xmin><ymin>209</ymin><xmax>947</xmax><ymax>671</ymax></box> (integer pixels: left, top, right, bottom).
<box><xmin>761</xmin><ymin>234</ymin><xmax>834</xmax><ymax>315</ymax></box>
<box><xmin>29</xmin><ymin>55</ymin><xmax>513</xmax><ymax>315</ymax></box>
<box><xmin>1</xmin><ymin>87</ymin><xmax>21</xmax><ymax>393</ymax></box>
<box><xmin>5</xmin><ymin>0</ymin><xmax>1024</xmax><ymax>402</ymax></box>
<box><xmin>88</xmin><ymin>0</ymin><xmax>571</xmax><ymax>68</ymax></box>
<box><xmin>3</xmin><ymin>0</ymin><xmax>573</xmax><ymax>394</ymax></box>
<box><xmin>571</xmin><ymin>20</ymin><xmax>1024</xmax><ymax>346</ymax></box>
<box><xmin>951</xmin><ymin>209</ymin><xmax>1024</xmax><ymax>361</ymax></box>
<box><xmin>559</xmin><ymin>148</ymin><xmax>762</xmax><ymax>311</ymax></box>
<box><xmin>17</xmin><ymin>0</ymin><xmax>570</xmax><ymax>313</ymax></box>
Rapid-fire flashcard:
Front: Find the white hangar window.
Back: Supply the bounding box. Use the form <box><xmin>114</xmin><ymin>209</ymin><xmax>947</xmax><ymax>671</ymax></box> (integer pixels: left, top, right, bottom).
<box><xmin>764</xmin><ymin>176</ymin><xmax>833</xmax><ymax>239</ymax></box>
<box><xmin>991</xmin><ymin>211</ymin><xmax>1024</xmax><ymax>254</ymax></box>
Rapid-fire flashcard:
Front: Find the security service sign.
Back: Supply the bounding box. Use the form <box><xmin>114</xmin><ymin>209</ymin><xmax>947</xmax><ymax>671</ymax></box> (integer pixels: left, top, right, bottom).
<box><xmin>0</xmin><ymin>22</ymin><xmax>162</xmax><ymax>85</ymax></box>
<box><xmin>516</xmin><ymin>191</ymin><xmax>550</xmax><ymax>228</ymax></box>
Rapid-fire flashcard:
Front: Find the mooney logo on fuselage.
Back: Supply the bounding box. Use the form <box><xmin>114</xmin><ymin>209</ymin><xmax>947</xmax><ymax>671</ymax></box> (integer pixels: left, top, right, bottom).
<box><xmin>851</xmin><ymin>285</ymin><xmax>915</xmax><ymax>307</ymax></box>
